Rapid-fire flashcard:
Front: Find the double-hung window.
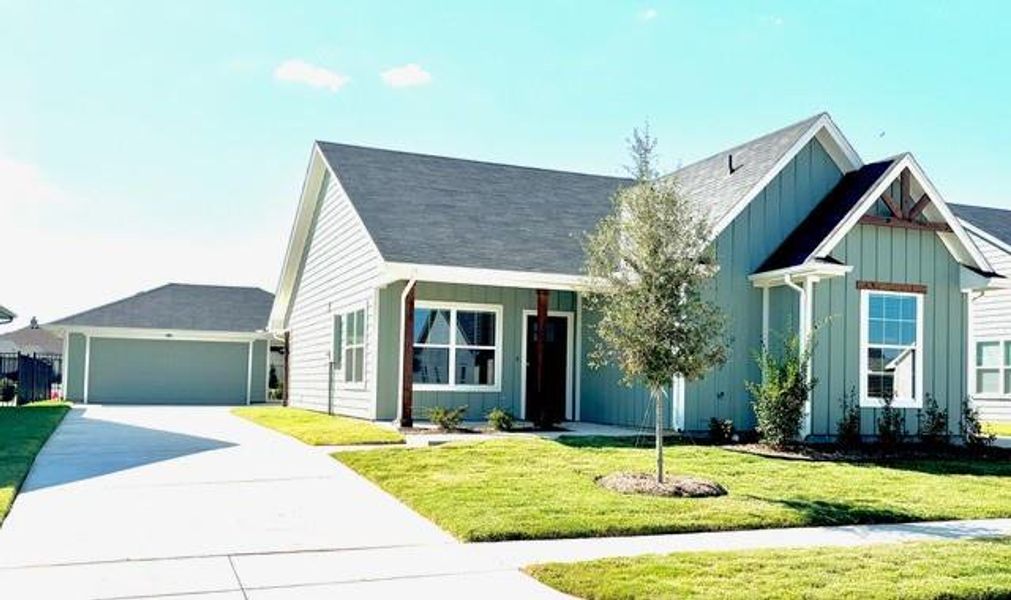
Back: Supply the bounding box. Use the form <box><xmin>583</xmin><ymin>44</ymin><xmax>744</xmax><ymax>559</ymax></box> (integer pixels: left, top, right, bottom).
<box><xmin>413</xmin><ymin>303</ymin><xmax>501</xmax><ymax>391</ymax></box>
<box><xmin>342</xmin><ymin>307</ymin><xmax>365</xmax><ymax>385</ymax></box>
<box><xmin>860</xmin><ymin>290</ymin><xmax>923</xmax><ymax>408</ymax></box>
<box><xmin>975</xmin><ymin>340</ymin><xmax>1011</xmax><ymax>396</ymax></box>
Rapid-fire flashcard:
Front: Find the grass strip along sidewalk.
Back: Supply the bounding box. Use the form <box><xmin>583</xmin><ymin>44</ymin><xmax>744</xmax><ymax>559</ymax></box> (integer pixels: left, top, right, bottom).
<box><xmin>0</xmin><ymin>402</ymin><xmax>69</xmax><ymax>524</ymax></box>
<box><xmin>527</xmin><ymin>538</ymin><xmax>1011</xmax><ymax>599</ymax></box>
<box><xmin>233</xmin><ymin>406</ymin><xmax>404</xmax><ymax>446</ymax></box>
<box><xmin>336</xmin><ymin>436</ymin><xmax>1011</xmax><ymax>541</ymax></box>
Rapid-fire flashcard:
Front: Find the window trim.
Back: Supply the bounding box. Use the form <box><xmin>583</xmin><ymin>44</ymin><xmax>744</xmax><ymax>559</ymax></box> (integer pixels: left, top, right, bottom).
<box><xmin>338</xmin><ymin>304</ymin><xmax>367</xmax><ymax>390</ymax></box>
<box><xmin>412</xmin><ymin>301</ymin><xmax>503</xmax><ymax>393</ymax></box>
<box><xmin>858</xmin><ymin>289</ymin><xmax>924</xmax><ymax>408</ymax></box>
<box><xmin>973</xmin><ymin>337</ymin><xmax>1011</xmax><ymax>399</ymax></box>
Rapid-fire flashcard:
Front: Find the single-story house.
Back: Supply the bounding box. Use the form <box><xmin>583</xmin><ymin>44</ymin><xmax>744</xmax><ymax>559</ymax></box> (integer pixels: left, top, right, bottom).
<box><xmin>951</xmin><ymin>204</ymin><xmax>1011</xmax><ymax>422</ymax></box>
<box><xmin>270</xmin><ymin>112</ymin><xmax>1003</xmax><ymax>439</ymax></box>
<box><xmin>0</xmin><ymin>317</ymin><xmax>64</xmax><ymax>355</ymax></box>
<box><xmin>48</xmin><ymin>283</ymin><xmax>274</xmax><ymax>405</ymax></box>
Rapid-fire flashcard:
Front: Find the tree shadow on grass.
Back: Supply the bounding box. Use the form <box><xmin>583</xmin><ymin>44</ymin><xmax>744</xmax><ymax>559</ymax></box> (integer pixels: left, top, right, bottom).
<box><xmin>752</xmin><ymin>496</ymin><xmax>922</xmax><ymax>526</ymax></box>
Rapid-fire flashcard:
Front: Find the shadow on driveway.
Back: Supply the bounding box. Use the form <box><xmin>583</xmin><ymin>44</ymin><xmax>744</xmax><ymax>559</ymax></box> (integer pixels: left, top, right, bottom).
<box><xmin>23</xmin><ymin>409</ymin><xmax>235</xmax><ymax>491</ymax></box>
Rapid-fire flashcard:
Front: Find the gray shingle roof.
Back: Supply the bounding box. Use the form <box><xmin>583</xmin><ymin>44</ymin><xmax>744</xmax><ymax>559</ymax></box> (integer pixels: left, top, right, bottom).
<box><xmin>315</xmin><ymin>114</ymin><xmax>827</xmax><ymax>276</ymax></box>
<box><xmin>0</xmin><ymin>305</ymin><xmax>14</xmax><ymax>323</ymax></box>
<box><xmin>51</xmin><ymin>284</ymin><xmax>273</xmax><ymax>332</ymax></box>
<box><xmin>317</xmin><ymin>142</ymin><xmax>631</xmax><ymax>275</ymax></box>
<box><xmin>951</xmin><ymin>203</ymin><xmax>1011</xmax><ymax>248</ymax></box>
<box><xmin>0</xmin><ymin>324</ymin><xmax>63</xmax><ymax>355</ymax></box>
<box><xmin>758</xmin><ymin>159</ymin><xmax>896</xmax><ymax>272</ymax></box>
<box><xmin>669</xmin><ymin>113</ymin><xmax>824</xmax><ymax>225</ymax></box>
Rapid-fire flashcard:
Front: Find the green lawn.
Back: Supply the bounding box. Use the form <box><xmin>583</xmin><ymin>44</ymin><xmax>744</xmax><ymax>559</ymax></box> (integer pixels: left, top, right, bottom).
<box><xmin>0</xmin><ymin>402</ymin><xmax>69</xmax><ymax>524</ymax></box>
<box><xmin>986</xmin><ymin>421</ymin><xmax>1011</xmax><ymax>437</ymax></box>
<box><xmin>233</xmin><ymin>406</ymin><xmax>404</xmax><ymax>445</ymax></box>
<box><xmin>335</xmin><ymin>436</ymin><xmax>1011</xmax><ymax>541</ymax></box>
<box><xmin>527</xmin><ymin>538</ymin><xmax>1011</xmax><ymax>599</ymax></box>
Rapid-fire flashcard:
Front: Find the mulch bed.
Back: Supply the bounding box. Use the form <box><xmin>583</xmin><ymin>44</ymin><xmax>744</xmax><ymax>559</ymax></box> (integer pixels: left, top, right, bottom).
<box><xmin>597</xmin><ymin>472</ymin><xmax>727</xmax><ymax>498</ymax></box>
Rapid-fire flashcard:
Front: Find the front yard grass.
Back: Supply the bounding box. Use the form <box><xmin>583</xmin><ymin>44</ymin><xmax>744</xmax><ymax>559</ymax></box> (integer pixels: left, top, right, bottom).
<box><xmin>335</xmin><ymin>436</ymin><xmax>1011</xmax><ymax>541</ymax></box>
<box><xmin>986</xmin><ymin>421</ymin><xmax>1011</xmax><ymax>437</ymax></box>
<box><xmin>0</xmin><ymin>402</ymin><xmax>69</xmax><ymax>524</ymax></box>
<box><xmin>527</xmin><ymin>538</ymin><xmax>1011</xmax><ymax>599</ymax></box>
<box><xmin>233</xmin><ymin>406</ymin><xmax>404</xmax><ymax>446</ymax></box>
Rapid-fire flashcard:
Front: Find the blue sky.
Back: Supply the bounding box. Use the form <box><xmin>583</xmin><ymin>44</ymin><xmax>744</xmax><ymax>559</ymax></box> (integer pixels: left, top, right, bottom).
<box><xmin>2</xmin><ymin>1</ymin><xmax>1010</xmax><ymax>331</ymax></box>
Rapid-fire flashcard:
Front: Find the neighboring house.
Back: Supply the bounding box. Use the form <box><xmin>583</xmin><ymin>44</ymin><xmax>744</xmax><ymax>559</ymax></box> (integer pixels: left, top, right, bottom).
<box><xmin>47</xmin><ymin>283</ymin><xmax>274</xmax><ymax>405</ymax></box>
<box><xmin>0</xmin><ymin>305</ymin><xmax>14</xmax><ymax>325</ymax></box>
<box><xmin>270</xmin><ymin>113</ymin><xmax>1001</xmax><ymax>439</ymax></box>
<box><xmin>0</xmin><ymin>317</ymin><xmax>64</xmax><ymax>355</ymax></box>
<box><xmin>951</xmin><ymin>204</ymin><xmax>1011</xmax><ymax>422</ymax></box>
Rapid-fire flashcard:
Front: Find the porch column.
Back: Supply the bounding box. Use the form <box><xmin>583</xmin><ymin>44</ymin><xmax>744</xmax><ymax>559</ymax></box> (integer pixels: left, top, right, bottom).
<box><xmin>534</xmin><ymin>289</ymin><xmax>550</xmax><ymax>425</ymax></box>
<box><xmin>399</xmin><ymin>281</ymin><xmax>417</xmax><ymax>427</ymax></box>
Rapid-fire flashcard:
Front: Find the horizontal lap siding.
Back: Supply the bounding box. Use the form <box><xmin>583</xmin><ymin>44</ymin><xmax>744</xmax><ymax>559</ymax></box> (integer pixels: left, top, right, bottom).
<box><xmin>967</xmin><ymin>232</ymin><xmax>1011</xmax><ymax>421</ymax></box>
<box><xmin>580</xmin><ymin>138</ymin><xmax>842</xmax><ymax>431</ymax></box>
<box><xmin>375</xmin><ymin>283</ymin><xmax>575</xmax><ymax>421</ymax></box>
<box><xmin>811</xmin><ymin>225</ymin><xmax>966</xmax><ymax>438</ymax></box>
<box><xmin>286</xmin><ymin>171</ymin><xmax>383</xmax><ymax>418</ymax></box>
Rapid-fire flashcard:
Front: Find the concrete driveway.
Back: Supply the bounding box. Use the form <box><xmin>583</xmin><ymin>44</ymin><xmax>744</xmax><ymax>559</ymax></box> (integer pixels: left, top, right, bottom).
<box><xmin>0</xmin><ymin>406</ymin><xmax>563</xmax><ymax>599</ymax></box>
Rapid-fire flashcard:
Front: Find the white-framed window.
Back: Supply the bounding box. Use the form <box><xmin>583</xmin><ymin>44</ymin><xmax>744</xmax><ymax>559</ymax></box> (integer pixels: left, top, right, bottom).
<box><xmin>341</xmin><ymin>307</ymin><xmax>366</xmax><ymax>386</ymax></box>
<box><xmin>859</xmin><ymin>289</ymin><xmax>924</xmax><ymax>408</ymax></box>
<box><xmin>413</xmin><ymin>302</ymin><xmax>502</xmax><ymax>392</ymax></box>
<box><xmin>974</xmin><ymin>339</ymin><xmax>1011</xmax><ymax>397</ymax></box>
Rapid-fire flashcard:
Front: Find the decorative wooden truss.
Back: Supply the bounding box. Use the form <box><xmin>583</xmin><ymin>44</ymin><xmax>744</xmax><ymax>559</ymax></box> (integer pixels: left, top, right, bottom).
<box><xmin>858</xmin><ymin>168</ymin><xmax>952</xmax><ymax>232</ymax></box>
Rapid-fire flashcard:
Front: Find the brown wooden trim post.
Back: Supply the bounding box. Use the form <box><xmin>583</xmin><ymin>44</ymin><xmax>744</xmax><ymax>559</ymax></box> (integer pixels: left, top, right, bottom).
<box><xmin>400</xmin><ymin>283</ymin><xmax>416</xmax><ymax>428</ymax></box>
<box><xmin>535</xmin><ymin>289</ymin><xmax>550</xmax><ymax>426</ymax></box>
<box><xmin>282</xmin><ymin>331</ymin><xmax>290</xmax><ymax>407</ymax></box>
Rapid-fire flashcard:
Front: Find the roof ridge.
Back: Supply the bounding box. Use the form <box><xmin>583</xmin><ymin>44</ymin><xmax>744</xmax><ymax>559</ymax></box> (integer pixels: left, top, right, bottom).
<box><xmin>670</xmin><ymin>112</ymin><xmax>826</xmax><ymax>176</ymax></box>
<box><xmin>316</xmin><ymin>140</ymin><xmax>632</xmax><ymax>182</ymax></box>
<box><xmin>49</xmin><ymin>284</ymin><xmax>175</xmax><ymax>326</ymax></box>
<box><xmin>164</xmin><ymin>282</ymin><xmax>271</xmax><ymax>292</ymax></box>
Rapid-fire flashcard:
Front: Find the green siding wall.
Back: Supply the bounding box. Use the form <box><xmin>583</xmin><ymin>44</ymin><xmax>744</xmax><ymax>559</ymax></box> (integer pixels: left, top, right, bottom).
<box><xmin>581</xmin><ymin>138</ymin><xmax>844</xmax><ymax>430</ymax></box>
<box><xmin>64</xmin><ymin>332</ymin><xmax>86</xmax><ymax>402</ymax></box>
<box><xmin>88</xmin><ymin>338</ymin><xmax>250</xmax><ymax>405</ymax></box>
<box><xmin>249</xmin><ymin>339</ymin><xmax>268</xmax><ymax>403</ymax></box>
<box><xmin>810</xmin><ymin>224</ymin><xmax>967</xmax><ymax>438</ymax></box>
<box><xmin>376</xmin><ymin>282</ymin><xmax>576</xmax><ymax>421</ymax></box>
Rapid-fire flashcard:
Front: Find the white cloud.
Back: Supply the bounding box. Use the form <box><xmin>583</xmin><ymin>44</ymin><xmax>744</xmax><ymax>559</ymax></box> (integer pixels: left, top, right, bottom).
<box><xmin>380</xmin><ymin>63</ymin><xmax>432</xmax><ymax>88</ymax></box>
<box><xmin>0</xmin><ymin>156</ymin><xmax>68</xmax><ymax>215</ymax></box>
<box><xmin>639</xmin><ymin>8</ymin><xmax>658</xmax><ymax>21</ymax></box>
<box><xmin>273</xmin><ymin>59</ymin><xmax>350</xmax><ymax>91</ymax></box>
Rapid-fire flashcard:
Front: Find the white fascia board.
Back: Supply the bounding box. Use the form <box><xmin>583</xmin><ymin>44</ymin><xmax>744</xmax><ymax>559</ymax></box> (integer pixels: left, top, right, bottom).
<box><xmin>748</xmin><ymin>262</ymin><xmax>853</xmax><ymax>287</ymax></box>
<box><xmin>45</xmin><ymin>325</ymin><xmax>270</xmax><ymax>342</ymax></box>
<box><xmin>710</xmin><ymin>114</ymin><xmax>864</xmax><ymax>239</ymax></box>
<box><xmin>382</xmin><ymin>261</ymin><xmax>585</xmax><ymax>291</ymax></box>
<box><xmin>810</xmin><ymin>154</ymin><xmax>991</xmax><ymax>273</ymax></box>
<box><xmin>961</xmin><ymin>219</ymin><xmax>1011</xmax><ymax>258</ymax></box>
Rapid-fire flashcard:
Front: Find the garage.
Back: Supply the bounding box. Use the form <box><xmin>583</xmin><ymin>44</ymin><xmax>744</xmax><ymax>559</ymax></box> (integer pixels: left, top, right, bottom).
<box><xmin>50</xmin><ymin>283</ymin><xmax>274</xmax><ymax>405</ymax></box>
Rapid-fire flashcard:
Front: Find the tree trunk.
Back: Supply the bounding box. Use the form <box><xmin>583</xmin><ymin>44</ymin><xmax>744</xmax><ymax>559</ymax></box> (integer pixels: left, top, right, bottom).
<box><xmin>653</xmin><ymin>386</ymin><xmax>664</xmax><ymax>484</ymax></box>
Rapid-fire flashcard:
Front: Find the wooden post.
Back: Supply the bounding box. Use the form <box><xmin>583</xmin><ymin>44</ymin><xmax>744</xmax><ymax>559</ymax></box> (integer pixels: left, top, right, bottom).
<box><xmin>535</xmin><ymin>289</ymin><xmax>550</xmax><ymax>426</ymax></box>
<box><xmin>900</xmin><ymin>168</ymin><xmax>911</xmax><ymax>218</ymax></box>
<box><xmin>282</xmin><ymin>331</ymin><xmax>290</xmax><ymax>407</ymax></box>
<box><xmin>400</xmin><ymin>282</ymin><xmax>416</xmax><ymax>428</ymax></box>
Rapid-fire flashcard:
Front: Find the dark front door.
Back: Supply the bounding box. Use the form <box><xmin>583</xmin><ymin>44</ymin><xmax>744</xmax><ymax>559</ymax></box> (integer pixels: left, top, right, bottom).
<box><xmin>526</xmin><ymin>315</ymin><xmax>568</xmax><ymax>423</ymax></box>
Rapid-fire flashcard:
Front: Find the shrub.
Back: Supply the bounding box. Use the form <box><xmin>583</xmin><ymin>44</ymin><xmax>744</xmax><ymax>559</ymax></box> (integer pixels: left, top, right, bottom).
<box><xmin>917</xmin><ymin>393</ymin><xmax>949</xmax><ymax>446</ymax></box>
<box><xmin>428</xmin><ymin>405</ymin><xmax>468</xmax><ymax>431</ymax></box>
<box><xmin>486</xmin><ymin>408</ymin><xmax>515</xmax><ymax>431</ymax></box>
<box><xmin>836</xmin><ymin>387</ymin><xmax>861</xmax><ymax>447</ymax></box>
<box><xmin>746</xmin><ymin>333</ymin><xmax>816</xmax><ymax>449</ymax></box>
<box><xmin>708</xmin><ymin>418</ymin><xmax>734</xmax><ymax>443</ymax></box>
<box><xmin>962</xmin><ymin>397</ymin><xmax>996</xmax><ymax>448</ymax></box>
<box><xmin>876</xmin><ymin>395</ymin><xmax>905</xmax><ymax>448</ymax></box>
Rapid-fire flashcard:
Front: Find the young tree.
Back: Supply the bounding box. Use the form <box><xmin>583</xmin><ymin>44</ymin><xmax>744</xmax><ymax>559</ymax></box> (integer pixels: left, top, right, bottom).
<box><xmin>583</xmin><ymin>126</ymin><xmax>728</xmax><ymax>483</ymax></box>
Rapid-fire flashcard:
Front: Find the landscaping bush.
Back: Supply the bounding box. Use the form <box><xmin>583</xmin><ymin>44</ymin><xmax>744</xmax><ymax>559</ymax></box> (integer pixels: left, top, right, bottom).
<box><xmin>876</xmin><ymin>395</ymin><xmax>905</xmax><ymax>448</ymax></box>
<box><xmin>708</xmin><ymin>418</ymin><xmax>734</xmax><ymax>443</ymax></box>
<box><xmin>747</xmin><ymin>333</ymin><xmax>816</xmax><ymax>449</ymax></box>
<box><xmin>917</xmin><ymin>393</ymin><xmax>949</xmax><ymax>446</ymax></box>
<box><xmin>836</xmin><ymin>387</ymin><xmax>861</xmax><ymax>447</ymax></box>
<box><xmin>962</xmin><ymin>397</ymin><xmax>996</xmax><ymax>448</ymax></box>
<box><xmin>428</xmin><ymin>405</ymin><xmax>468</xmax><ymax>431</ymax></box>
<box><xmin>487</xmin><ymin>408</ymin><xmax>515</xmax><ymax>431</ymax></box>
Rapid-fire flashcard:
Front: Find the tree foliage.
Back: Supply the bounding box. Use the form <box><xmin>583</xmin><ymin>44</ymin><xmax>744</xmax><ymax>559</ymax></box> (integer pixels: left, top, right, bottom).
<box><xmin>583</xmin><ymin>126</ymin><xmax>728</xmax><ymax>393</ymax></box>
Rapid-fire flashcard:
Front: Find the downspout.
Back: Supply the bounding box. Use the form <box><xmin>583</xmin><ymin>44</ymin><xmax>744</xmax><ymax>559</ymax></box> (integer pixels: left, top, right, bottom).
<box><xmin>783</xmin><ymin>274</ymin><xmax>812</xmax><ymax>438</ymax></box>
<box><xmin>396</xmin><ymin>278</ymin><xmax>418</xmax><ymax>424</ymax></box>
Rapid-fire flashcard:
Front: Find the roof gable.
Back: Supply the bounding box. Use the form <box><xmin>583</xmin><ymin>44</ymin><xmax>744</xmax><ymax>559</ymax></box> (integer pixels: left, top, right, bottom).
<box><xmin>51</xmin><ymin>284</ymin><xmax>273</xmax><ymax>332</ymax></box>
<box><xmin>951</xmin><ymin>204</ymin><xmax>1011</xmax><ymax>254</ymax></box>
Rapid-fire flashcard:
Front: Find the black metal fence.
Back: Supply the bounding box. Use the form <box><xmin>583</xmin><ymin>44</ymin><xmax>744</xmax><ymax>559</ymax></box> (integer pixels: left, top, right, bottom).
<box><xmin>0</xmin><ymin>352</ymin><xmax>62</xmax><ymax>405</ymax></box>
